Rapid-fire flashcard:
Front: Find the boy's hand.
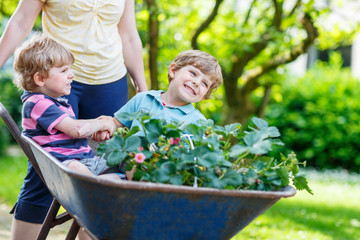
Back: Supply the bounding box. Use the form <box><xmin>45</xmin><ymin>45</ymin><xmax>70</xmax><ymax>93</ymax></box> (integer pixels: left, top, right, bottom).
<box><xmin>97</xmin><ymin>115</ymin><xmax>116</xmax><ymax>135</ymax></box>
<box><xmin>91</xmin><ymin>130</ymin><xmax>110</xmax><ymax>142</ymax></box>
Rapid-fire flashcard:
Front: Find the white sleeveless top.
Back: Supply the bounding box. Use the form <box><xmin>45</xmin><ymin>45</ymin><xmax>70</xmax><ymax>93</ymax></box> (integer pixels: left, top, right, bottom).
<box><xmin>41</xmin><ymin>0</ymin><xmax>127</xmax><ymax>85</ymax></box>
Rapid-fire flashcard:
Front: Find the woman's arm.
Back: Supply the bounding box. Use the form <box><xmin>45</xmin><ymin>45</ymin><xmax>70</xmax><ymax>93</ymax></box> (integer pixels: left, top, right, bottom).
<box><xmin>118</xmin><ymin>0</ymin><xmax>148</xmax><ymax>93</ymax></box>
<box><xmin>0</xmin><ymin>0</ymin><xmax>43</xmax><ymax>68</ymax></box>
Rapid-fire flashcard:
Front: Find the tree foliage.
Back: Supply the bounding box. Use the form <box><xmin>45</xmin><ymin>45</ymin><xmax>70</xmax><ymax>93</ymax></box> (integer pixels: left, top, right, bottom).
<box><xmin>266</xmin><ymin>53</ymin><xmax>360</xmax><ymax>171</ymax></box>
<box><xmin>136</xmin><ymin>0</ymin><xmax>359</xmax><ymax>125</ymax></box>
<box><xmin>1</xmin><ymin>0</ymin><xmax>359</xmax><ymax>127</ymax></box>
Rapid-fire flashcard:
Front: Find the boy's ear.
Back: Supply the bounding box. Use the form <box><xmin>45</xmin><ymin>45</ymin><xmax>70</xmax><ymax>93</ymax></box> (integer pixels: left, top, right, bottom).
<box><xmin>168</xmin><ymin>63</ymin><xmax>176</xmax><ymax>79</ymax></box>
<box><xmin>33</xmin><ymin>72</ymin><xmax>45</xmax><ymax>87</ymax></box>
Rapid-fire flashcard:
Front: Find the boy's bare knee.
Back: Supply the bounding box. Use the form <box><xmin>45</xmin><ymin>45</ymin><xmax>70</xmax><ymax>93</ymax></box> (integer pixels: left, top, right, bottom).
<box><xmin>67</xmin><ymin>161</ymin><xmax>93</xmax><ymax>176</ymax></box>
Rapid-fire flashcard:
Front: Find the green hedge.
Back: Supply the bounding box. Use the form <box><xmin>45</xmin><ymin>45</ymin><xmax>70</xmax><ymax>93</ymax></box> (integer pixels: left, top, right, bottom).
<box><xmin>266</xmin><ymin>53</ymin><xmax>360</xmax><ymax>172</ymax></box>
<box><xmin>0</xmin><ymin>70</ymin><xmax>22</xmax><ymax>155</ymax></box>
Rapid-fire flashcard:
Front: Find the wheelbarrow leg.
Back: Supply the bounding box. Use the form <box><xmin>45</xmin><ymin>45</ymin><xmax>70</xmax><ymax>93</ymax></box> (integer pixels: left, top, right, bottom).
<box><xmin>37</xmin><ymin>198</ymin><xmax>61</xmax><ymax>240</ymax></box>
<box><xmin>65</xmin><ymin>220</ymin><xmax>80</xmax><ymax>240</ymax></box>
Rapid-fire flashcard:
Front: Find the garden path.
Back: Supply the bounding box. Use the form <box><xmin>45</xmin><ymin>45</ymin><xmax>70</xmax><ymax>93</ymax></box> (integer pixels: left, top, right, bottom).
<box><xmin>0</xmin><ymin>203</ymin><xmax>70</xmax><ymax>239</ymax></box>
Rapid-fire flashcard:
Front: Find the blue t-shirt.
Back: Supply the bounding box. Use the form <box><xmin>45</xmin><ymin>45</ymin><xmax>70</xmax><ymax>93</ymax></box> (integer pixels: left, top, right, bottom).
<box><xmin>114</xmin><ymin>90</ymin><xmax>206</xmax><ymax>129</ymax></box>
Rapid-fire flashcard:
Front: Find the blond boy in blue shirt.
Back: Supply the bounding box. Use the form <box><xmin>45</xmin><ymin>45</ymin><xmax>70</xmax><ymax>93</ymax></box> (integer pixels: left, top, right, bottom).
<box><xmin>93</xmin><ymin>50</ymin><xmax>223</xmax><ymax>141</ymax></box>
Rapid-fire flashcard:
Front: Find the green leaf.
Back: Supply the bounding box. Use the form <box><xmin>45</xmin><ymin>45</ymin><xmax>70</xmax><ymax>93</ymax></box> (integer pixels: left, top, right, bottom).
<box><xmin>125</xmin><ymin>163</ymin><xmax>134</xmax><ymax>171</ymax></box>
<box><xmin>293</xmin><ymin>175</ymin><xmax>313</xmax><ymax>194</ymax></box>
<box><xmin>224</xmin><ymin>123</ymin><xmax>242</xmax><ymax>135</ymax></box>
<box><xmin>243</xmin><ymin>132</ymin><xmax>261</xmax><ymax>146</ymax></box>
<box><xmin>214</xmin><ymin>125</ymin><xmax>225</xmax><ymax>134</ymax></box>
<box><xmin>196</xmin><ymin>118</ymin><xmax>214</xmax><ymax>128</ymax></box>
<box><xmin>221</xmin><ymin>170</ymin><xmax>243</xmax><ymax>186</ymax></box>
<box><xmin>244</xmin><ymin>132</ymin><xmax>272</xmax><ymax>154</ymax></box>
<box><xmin>152</xmin><ymin>169</ymin><xmax>170</xmax><ymax>183</ymax></box>
<box><xmin>160</xmin><ymin>162</ymin><xmax>176</xmax><ymax>174</ymax></box>
<box><xmin>193</xmin><ymin>166</ymin><xmax>202</xmax><ymax>177</ymax></box>
<box><xmin>184</xmin><ymin>124</ymin><xmax>205</xmax><ymax>141</ymax></box>
<box><xmin>147</xmin><ymin>132</ymin><xmax>161</xmax><ymax>143</ymax></box>
<box><xmin>250</xmin><ymin>117</ymin><xmax>280</xmax><ymax>138</ymax></box>
<box><xmin>145</xmin><ymin>119</ymin><xmax>163</xmax><ymax>135</ymax></box>
<box><xmin>123</xmin><ymin>136</ymin><xmax>142</xmax><ymax>152</ymax></box>
<box><xmin>206</xmin><ymin>177</ymin><xmax>224</xmax><ymax>189</ymax></box>
<box><xmin>229</xmin><ymin>144</ymin><xmax>248</xmax><ymax>158</ymax></box>
<box><xmin>257</xmin><ymin>156</ymin><xmax>274</xmax><ymax>169</ymax></box>
<box><xmin>292</xmin><ymin>165</ymin><xmax>299</xmax><ymax>175</ymax></box>
<box><xmin>204</xmin><ymin>135</ymin><xmax>221</xmax><ymax>151</ymax></box>
<box><xmin>165</xmin><ymin>130</ymin><xmax>181</xmax><ymax>139</ymax></box>
<box><xmin>254</xmin><ymin>161</ymin><xmax>267</xmax><ymax>172</ymax></box>
<box><xmin>170</xmin><ymin>174</ymin><xmax>183</xmax><ymax>185</ymax></box>
<box><xmin>219</xmin><ymin>159</ymin><xmax>232</xmax><ymax>167</ymax></box>
<box><xmin>105</xmin><ymin>135</ymin><xmax>124</xmax><ymax>150</ymax></box>
<box><xmin>106</xmin><ymin>150</ymin><xmax>128</xmax><ymax>167</ymax></box>
<box><xmin>277</xmin><ymin>167</ymin><xmax>290</xmax><ymax>186</ymax></box>
<box><xmin>197</xmin><ymin>152</ymin><xmax>222</xmax><ymax>168</ymax></box>
<box><xmin>96</xmin><ymin>143</ymin><xmax>106</xmax><ymax>155</ymax></box>
<box><xmin>181</xmin><ymin>153</ymin><xmax>196</xmax><ymax>164</ymax></box>
<box><xmin>133</xmin><ymin>171</ymin><xmax>149</xmax><ymax>181</ymax></box>
<box><xmin>125</xmin><ymin>126</ymin><xmax>141</xmax><ymax>138</ymax></box>
<box><xmin>201</xmin><ymin>171</ymin><xmax>224</xmax><ymax>189</ymax></box>
<box><xmin>143</xmin><ymin>150</ymin><xmax>153</xmax><ymax>159</ymax></box>
<box><xmin>170</xmin><ymin>147</ymin><xmax>183</xmax><ymax>159</ymax></box>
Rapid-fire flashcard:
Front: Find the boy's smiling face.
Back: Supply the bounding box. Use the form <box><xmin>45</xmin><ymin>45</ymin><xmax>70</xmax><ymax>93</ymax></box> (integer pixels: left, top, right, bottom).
<box><xmin>164</xmin><ymin>64</ymin><xmax>212</xmax><ymax>106</ymax></box>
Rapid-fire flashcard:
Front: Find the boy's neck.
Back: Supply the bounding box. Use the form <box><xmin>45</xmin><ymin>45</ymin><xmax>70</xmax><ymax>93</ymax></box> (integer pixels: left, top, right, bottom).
<box><xmin>31</xmin><ymin>87</ymin><xmax>60</xmax><ymax>99</ymax></box>
<box><xmin>161</xmin><ymin>91</ymin><xmax>189</xmax><ymax>107</ymax></box>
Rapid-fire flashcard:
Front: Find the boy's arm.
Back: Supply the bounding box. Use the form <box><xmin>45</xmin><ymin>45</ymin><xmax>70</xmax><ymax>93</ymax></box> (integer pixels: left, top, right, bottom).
<box><xmin>54</xmin><ymin>116</ymin><xmax>116</xmax><ymax>139</ymax></box>
<box><xmin>113</xmin><ymin>116</ymin><xmax>125</xmax><ymax>128</ymax></box>
<box><xmin>91</xmin><ymin>117</ymin><xmax>125</xmax><ymax>142</ymax></box>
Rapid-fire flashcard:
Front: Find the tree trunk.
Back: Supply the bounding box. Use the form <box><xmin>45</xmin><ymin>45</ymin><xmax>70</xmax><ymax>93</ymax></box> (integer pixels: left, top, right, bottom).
<box><xmin>227</xmin><ymin>92</ymin><xmax>256</xmax><ymax>126</ymax></box>
<box><xmin>146</xmin><ymin>0</ymin><xmax>159</xmax><ymax>90</ymax></box>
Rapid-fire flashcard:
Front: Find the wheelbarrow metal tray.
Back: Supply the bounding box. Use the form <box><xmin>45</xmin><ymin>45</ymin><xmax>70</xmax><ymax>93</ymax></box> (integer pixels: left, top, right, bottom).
<box><xmin>23</xmin><ymin>135</ymin><xmax>296</xmax><ymax>240</ymax></box>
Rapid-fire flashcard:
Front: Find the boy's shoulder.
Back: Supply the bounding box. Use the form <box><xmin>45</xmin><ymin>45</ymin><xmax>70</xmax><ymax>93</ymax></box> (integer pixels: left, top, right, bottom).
<box><xmin>128</xmin><ymin>90</ymin><xmax>164</xmax><ymax>105</ymax></box>
<box><xmin>21</xmin><ymin>91</ymin><xmax>70</xmax><ymax>109</ymax></box>
<box><xmin>21</xmin><ymin>91</ymin><xmax>51</xmax><ymax>104</ymax></box>
<box><xmin>134</xmin><ymin>90</ymin><xmax>164</xmax><ymax>98</ymax></box>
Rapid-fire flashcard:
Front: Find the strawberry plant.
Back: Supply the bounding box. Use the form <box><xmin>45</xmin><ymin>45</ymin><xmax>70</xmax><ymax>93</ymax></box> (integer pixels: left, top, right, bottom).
<box><xmin>98</xmin><ymin>112</ymin><xmax>312</xmax><ymax>194</ymax></box>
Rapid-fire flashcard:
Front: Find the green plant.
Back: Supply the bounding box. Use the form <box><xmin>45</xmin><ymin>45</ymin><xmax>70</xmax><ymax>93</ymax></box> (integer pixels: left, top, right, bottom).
<box><xmin>266</xmin><ymin>52</ymin><xmax>360</xmax><ymax>171</ymax></box>
<box><xmin>0</xmin><ymin>68</ymin><xmax>22</xmax><ymax>154</ymax></box>
<box><xmin>98</xmin><ymin>112</ymin><xmax>312</xmax><ymax>194</ymax></box>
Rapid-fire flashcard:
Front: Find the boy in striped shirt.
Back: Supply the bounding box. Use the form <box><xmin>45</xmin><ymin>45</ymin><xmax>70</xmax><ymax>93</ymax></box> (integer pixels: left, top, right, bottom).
<box><xmin>11</xmin><ymin>34</ymin><xmax>120</xmax><ymax>234</ymax></box>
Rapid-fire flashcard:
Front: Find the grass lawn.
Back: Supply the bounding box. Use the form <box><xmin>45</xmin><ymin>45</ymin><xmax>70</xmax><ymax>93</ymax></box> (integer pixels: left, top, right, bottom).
<box><xmin>232</xmin><ymin>169</ymin><xmax>360</xmax><ymax>240</ymax></box>
<box><xmin>1</xmin><ymin>148</ymin><xmax>359</xmax><ymax>239</ymax></box>
<box><xmin>0</xmin><ymin>149</ymin><xmax>28</xmax><ymax>204</ymax></box>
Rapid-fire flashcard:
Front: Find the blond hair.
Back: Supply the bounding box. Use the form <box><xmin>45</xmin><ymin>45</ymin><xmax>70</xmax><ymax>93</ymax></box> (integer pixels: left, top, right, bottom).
<box><xmin>13</xmin><ymin>33</ymin><xmax>74</xmax><ymax>91</ymax></box>
<box><xmin>168</xmin><ymin>50</ymin><xmax>223</xmax><ymax>99</ymax></box>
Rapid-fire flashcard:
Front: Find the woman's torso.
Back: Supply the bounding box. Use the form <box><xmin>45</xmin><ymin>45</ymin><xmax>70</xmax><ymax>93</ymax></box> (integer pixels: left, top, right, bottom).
<box><xmin>41</xmin><ymin>0</ymin><xmax>127</xmax><ymax>85</ymax></box>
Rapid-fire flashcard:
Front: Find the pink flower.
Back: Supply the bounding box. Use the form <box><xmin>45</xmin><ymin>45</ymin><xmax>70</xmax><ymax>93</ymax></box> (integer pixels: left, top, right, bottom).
<box><xmin>135</xmin><ymin>153</ymin><xmax>146</xmax><ymax>163</ymax></box>
<box><xmin>138</xmin><ymin>146</ymin><xmax>144</xmax><ymax>151</ymax></box>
